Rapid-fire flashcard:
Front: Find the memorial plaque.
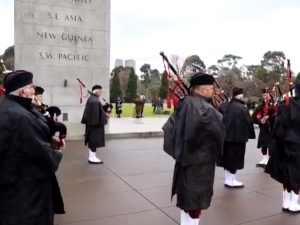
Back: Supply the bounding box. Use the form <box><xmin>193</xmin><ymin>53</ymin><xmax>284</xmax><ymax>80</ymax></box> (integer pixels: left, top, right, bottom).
<box><xmin>14</xmin><ymin>0</ymin><xmax>111</xmax><ymax>126</ymax></box>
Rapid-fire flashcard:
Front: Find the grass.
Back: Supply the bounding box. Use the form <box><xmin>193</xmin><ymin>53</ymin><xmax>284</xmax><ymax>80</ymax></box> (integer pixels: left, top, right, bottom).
<box><xmin>110</xmin><ymin>103</ymin><xmax>174</xmax><ymax>118</ymax></box>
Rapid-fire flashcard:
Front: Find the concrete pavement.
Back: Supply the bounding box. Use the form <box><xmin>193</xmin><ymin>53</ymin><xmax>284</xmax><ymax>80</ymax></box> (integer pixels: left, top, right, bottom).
<box><xmin>54</xmin><ymin>137</ymin><xmax>299</xmax><ymax>225</ymax></box>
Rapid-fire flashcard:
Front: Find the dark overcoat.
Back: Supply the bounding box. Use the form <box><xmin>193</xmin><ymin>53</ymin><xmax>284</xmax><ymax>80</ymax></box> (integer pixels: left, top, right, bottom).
<box><xmin>266</xmin><ymin>97</ymin><xmax>300</xmax><ymax>189</ymax></box>
<box><xmin>31</xmin><ymin>106</ymin><xmax>65</xmax><ymax>214</ymax></box>
<box><xmin>171</xmin><ymin>93</ymin><xmax>225</xmax><ymax>211</ymax></box>
<box><xmin>0</xmin><ymin>95</ymin><xmax>63</xmax><ymax>225</ymax></box>
<box><xmin>221</xmin><ymin>98</ymin><xmax>256</xmax><ymax>170</ymax></box>
<box><xmin>81</xmin><ymin>94</ymin><xmax>106</xmax><ymax>148</ymax></box>
<box><xmin>134</xmin><ymin>96</ymin><xmax>143</xmax><ymax>118</ymax></box>
<box><xmin>115</xmin><ymin>98</ymin><xmax>122</xmax><ymax>114</ymax></box>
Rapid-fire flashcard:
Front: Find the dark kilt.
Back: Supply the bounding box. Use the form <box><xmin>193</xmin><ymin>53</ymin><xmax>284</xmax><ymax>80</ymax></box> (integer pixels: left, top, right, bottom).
<box><xmin>266</xmin><ymin>140</ymin><xmax>300</xmax><ymax>190</ymax></box>
<box><xmin>174</xmin><ymin>163</ymin><xmax>215</xmax><ymax>211</ymax></box>
<box><xmin>223</xmin><ymin>141</ymin><xmax>246</xmax><ymax>171</ymax></box>
<box><xmin>257</xmin><ymin>127</ymin><xmax>273</xmax><ymax>149</ymax></box>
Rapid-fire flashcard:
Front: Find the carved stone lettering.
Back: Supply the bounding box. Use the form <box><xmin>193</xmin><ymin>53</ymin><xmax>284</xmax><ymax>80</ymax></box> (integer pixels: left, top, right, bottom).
<box><xmin>48</xmin><ymin>12</ymin><xmax>61</xmax><ymax>20</ymax></box>
<box><xmin>39</xmin><ymin>52</ymin><xmax>55</xmax><ymax>60</ymax></box>
<box><xmin>37</xmin><ymin>31</ymin><xmax>92</xmax><ymax>43</ymax></box>
<box><xmin>61</xmin><ymin>33</ymin><xmax>93</xmax><ymax>43</ymax></box>
<box><xmin>64</xmin><ymin>15</ymin><xmax>82</xmax><ymax>22</ymax></box>
<box><xmin>38</xmin><ymin>52</ymin><xmax>90</xmax><ymax>61</ymax></box>
<box><xmin>58</xmin><ymin>53</ymin><xmax>89</xmax><ymax>61</ymax></box>
<box><xmin>37</xmin><ymin>32</ymin><xmax>57</xmax><ymax>39</ymax></box>
<box><xmin>48</xmin><ymin>13</ymin><xmax>83</xmax><ymax>22</ymax></box>
<box><xmin>15</xmin><ymin>0</ymin><xmax>110</xmax><ymax>124</ymax></box>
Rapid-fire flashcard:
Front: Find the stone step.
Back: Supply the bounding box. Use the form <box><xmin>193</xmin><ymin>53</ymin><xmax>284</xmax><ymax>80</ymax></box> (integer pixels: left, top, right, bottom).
<box><xmin>65</xmin><ymin>117</ymin><xmax>168</xmax><ymax>140</ymax></box>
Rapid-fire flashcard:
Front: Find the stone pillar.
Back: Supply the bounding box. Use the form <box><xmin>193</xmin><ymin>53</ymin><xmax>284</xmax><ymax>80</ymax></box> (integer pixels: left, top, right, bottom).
<box><xmin>14</xmin><ymin>0</ymin><xmax>110</xmax><ymax>133</ymax></box>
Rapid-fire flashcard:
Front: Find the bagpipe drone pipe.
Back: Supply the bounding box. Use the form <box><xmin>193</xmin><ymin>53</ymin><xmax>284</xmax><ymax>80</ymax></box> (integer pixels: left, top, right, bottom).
<box><xmin>0</xmin><ymin>58</ymin><xmax>12</xmax><ymax>101</ymax></box>
<box><xmin>270</xmin><ymin>59</ymin><xmax>294</xmax><ymax>107</ymax></box>
<box><xmin>260</xmin><ymin>60</ymin><xmax>298</xmax><ymax>128</ymax></box>
<box><xmin>266</xmin><ymin>59</ymin><xmax>300</xmax><ymax>138</ymax></box>
<box><xmin>159</xmin><ymin>51</ymin><xmax>229</xmax><ymax>110</ymax></box>
<box><xmin>33</xmin><ymin>97</ymin><xmax>67</xmax><ymax>147</ymax></box>
<box><xmin>76</xmin><ymin>77</ymin><xmax>113</xmax><ymax>114</ymax></box>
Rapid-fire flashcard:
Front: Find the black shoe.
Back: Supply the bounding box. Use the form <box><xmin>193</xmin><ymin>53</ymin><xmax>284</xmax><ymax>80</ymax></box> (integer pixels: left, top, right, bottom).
<box><xmin>88</xmin><ymin>160</ymin><xmax>103</xmax><ymax>164</ymax></box>
<box><xmin>224</xmin><ymin>184</ymin><xmax>244</xmax><ymax>189</ymax></box>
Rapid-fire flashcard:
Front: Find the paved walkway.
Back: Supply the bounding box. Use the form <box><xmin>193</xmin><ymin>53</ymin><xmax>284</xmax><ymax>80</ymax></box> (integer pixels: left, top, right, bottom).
<box><xmin>55</xmin><ymin>137</ymin><xmax>300</xmax><ymax>225</ymax></box>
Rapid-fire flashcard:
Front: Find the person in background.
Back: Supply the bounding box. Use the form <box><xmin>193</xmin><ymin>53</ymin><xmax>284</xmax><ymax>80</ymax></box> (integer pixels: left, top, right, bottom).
<box><xmin>221</xmin><ymin>87</ymin><xmax>256</xmax><ymax>188</ymax></box>
<box><xmin>134</xmin><ymin>93</ymin><xmax>143</xmax><ymax>118</ymax></box>
<box><xmin>266</xmin><ymin>83</ymin><xmax>300</xmax><ymax>213</ymax></box>
<box><xmin>140</xmin><ymin>94</ymin><xmax>146</xmax><ymax>117</ymax></box>
<box><xmin>115</xmin><ymin>96</ymin><xmax>123</xmax><ymax>118</ymax></box>
<box><xmin>152</xmin><ymin>97</ymin><xmax>157</xmax><ymax>113</ymax></box>
<box><xmin>81</xmin><ymin>85</ymin><xmax>106</xmax><ymax>164</ymax></box>
<box><xmin>252</xmin><ymin>88</ymin><xmax>277</xmax><ymax>168</ymax></box>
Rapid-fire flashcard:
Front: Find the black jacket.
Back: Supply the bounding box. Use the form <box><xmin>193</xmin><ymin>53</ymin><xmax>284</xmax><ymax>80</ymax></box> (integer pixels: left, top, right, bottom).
<box><xmin>0</xmin><ymin>95</ymin><xmax>62</xmax><ymax>225</ymax></box>
<box><xmin>222</xmin><ymin>98</ymin><xmax>256</xmax><ymax>143</ymax></box>
<box><xmin>171</xmin><ymin>93</ymin><xmax>225</xmax><ymax>211</ymax></box>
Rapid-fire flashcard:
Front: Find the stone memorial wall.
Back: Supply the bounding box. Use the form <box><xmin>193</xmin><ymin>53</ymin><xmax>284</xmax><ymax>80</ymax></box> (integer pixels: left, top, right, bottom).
<box><xmin>14</xmin><ymin>0</ymin><xmax>111</xmax><ymax>124</ymax></box>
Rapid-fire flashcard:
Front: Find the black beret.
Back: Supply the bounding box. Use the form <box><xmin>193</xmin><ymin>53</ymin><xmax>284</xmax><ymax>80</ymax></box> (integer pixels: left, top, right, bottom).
<box><xmin>3</xmin><ymin>70</ymin><xmax>33</xmax><ymax>94</ymax></box>
<box><xmin>92</xmin><ymin>85</ymin><xmax>102</xmax><ymax>91</ymax></box>
<box><xmin>189</xmin><ymin>72</ymin><xmax>215</xmax><ymax>87</ymax></box>
<box><xmin>262</xmin><ymin>88</ymin><xmax>269</xmax><ymax>94</ymax></box>
<box><xmin>34</xmin><ymin>86</ymin><xmax>44</xmax><ymax>95</ymax></box>
<box><xmin>232</xmin><ymin>87</ymin><xmax>243</xmax><ymax>97</ymax></box>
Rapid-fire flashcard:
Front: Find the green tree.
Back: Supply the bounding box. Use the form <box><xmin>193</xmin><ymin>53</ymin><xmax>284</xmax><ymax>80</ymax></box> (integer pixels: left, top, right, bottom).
<box><xmin>182</xmin><ymin>55</ymin><xmax>206</xmax><ymax>72</ymax></box>
<box><xmin>125</xmin><ymin>67</ymin><xmax>137</xmax><ymax>102</ymax></box>
<box><xmin>260</xmin><ymin>51</ymin><xmax>286</xmax><ymax>79</ymax></box>
<box><xmin>0</xmin><ymin>45</ymin><xmax>14</xmax><ymax>73</ymax></box>
<box><xmin>159</xmin><ymin>72</ymin><xmax>168</xmax><ymax>99</ymax></box>
<box><xmin>140</xmin><ymin>63</ymin><xmax>151</xmax><ymax>88</ymax></box>
<box><xmin>217</xmin><ymin>54</ymin><xmax>242</xmax><ymax>69</ymax></box>
<box><xmin>110</xmin><ymin>72</ymin><xmax>121</xmax><ymax>103</ymax></box>
<box><xmin>147</xmin><ymin>69</ymin><xmax>161</xmax><ymax>99</ymax></box>
<box><xmin>214</xmin><ymin>54</ymin><xmax>243</xmax><ymax>97</ymax></box>
<box><xmin>207</xmin><ymin>65</ymin><xmax>219</xmax><ymax>76</ymax></box>
<box><xmin>0</xmin><ymin>45</ymin><xmax>15</xmax><ymax>86</ymax></box>
<box><xmin>182</xmin><ymin>55</ymin><xmax>206</xmax><ymax>80</ymax></box>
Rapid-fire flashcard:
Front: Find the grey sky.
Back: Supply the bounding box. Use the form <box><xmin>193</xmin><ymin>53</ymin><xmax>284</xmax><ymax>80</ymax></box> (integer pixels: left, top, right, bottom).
<box><xmin>1</xmin><ymin>0</ymin><xmax>300</xmax><ymax>73</ymax></box>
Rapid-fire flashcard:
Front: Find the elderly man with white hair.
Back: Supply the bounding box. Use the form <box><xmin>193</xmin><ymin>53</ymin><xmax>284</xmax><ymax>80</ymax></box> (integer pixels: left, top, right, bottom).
<box><xmin>81</xmin><ymin>85</ymin><xmax>107</xmax><ymax>164</ymax></box>
<box><xmin>0</xmin><ymin>70</ymin><xmax>63</xmax><ymax>225</ymax></box>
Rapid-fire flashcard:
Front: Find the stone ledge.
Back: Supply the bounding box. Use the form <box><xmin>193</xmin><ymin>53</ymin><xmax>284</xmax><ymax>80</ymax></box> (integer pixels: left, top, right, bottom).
<box><xmin>67</xmin><ymin>131</ymin><xmax>164</xmax><ymax>141</ymax></box>
<box><xmin>64</xmin><ymin>120</ymin><xmax>165</xmax><ymax>140</ymax></box>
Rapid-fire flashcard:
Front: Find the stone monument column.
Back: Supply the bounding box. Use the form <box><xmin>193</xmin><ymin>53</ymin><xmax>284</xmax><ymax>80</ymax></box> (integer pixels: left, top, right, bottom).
<box><xmin>14</xmin><ymin>0</ymin><xmax>111</xmax><ymax>137</ymax></box>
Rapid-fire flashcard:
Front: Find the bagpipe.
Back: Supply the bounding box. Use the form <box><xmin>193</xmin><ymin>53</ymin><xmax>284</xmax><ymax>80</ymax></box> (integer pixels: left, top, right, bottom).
<box><xmin>159</xmin><ymin>51</ymin><xmax>229</xmax><ymax>109</ymax></box>
<box><xmin>253</xmin><ymin>59</ymin><xmax>294</xmax><ymax>130</ymax></box>
<box><xmin>0</xmin><ymin>58</ymin><xmax>12</xmax><ymax>101</ymax></box>
<box><xmin>270</xmin><ymin>59</ymin><xmax>293</xmax><ymax>106</ymax></box>
<box><xmin>76</xmin><ymin>77</ymin><xmax>113</xmax><ymax>114</ymax></box>
<box><xmin>33</xmin><ymin>96</ymin><xmax>67</xmax><ymax>148</ymax></box>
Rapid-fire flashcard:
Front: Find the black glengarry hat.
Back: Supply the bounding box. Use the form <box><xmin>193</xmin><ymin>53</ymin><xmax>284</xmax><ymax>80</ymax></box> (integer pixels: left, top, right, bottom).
<box><xmin>262</xmin><ymin>88</ymin><xmax>269</xmax><ymax>94</ymax></box>
<box><xmin>3</xmin><ymin>70</ymin><xmax>33</xmax><ymax>94</ymax></box>
<box><xmin>232</xmin><ymin>87</ymin><xmax>243</xmax><ymax>97</ymax></box>
<box><xmin>92</xmin><ymin>85</ymin><xmax>102</xmax><ymax>91</ymax></box>
<box><xmin>34</xmin><ymin>86</ymin><xmax>44</xmax><ymax>95</ymax></box>
<box><xmin>189</xmin><ymin>72</ymin><xmax>215</xmax><ymax>87</ymax></box>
